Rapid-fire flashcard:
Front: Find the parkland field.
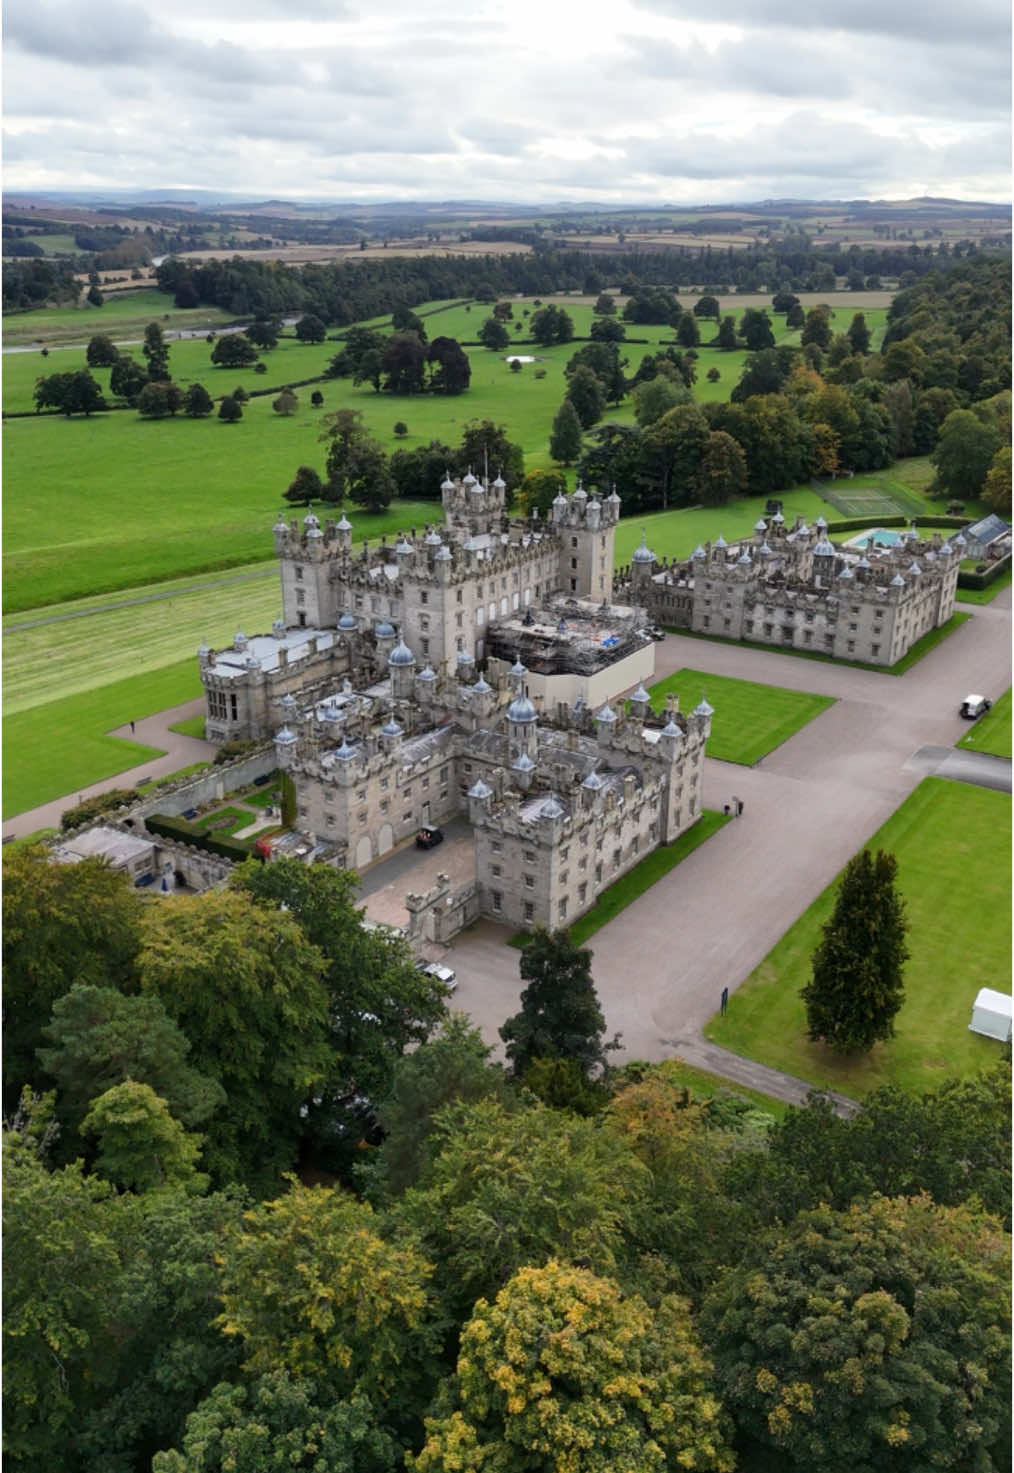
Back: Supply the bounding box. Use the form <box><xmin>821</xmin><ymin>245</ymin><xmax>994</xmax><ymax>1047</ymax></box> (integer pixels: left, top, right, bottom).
<box><xmin>0</xmin><ymin>284</ymin><xmax>958</xmax><ymax>821</ymax></box>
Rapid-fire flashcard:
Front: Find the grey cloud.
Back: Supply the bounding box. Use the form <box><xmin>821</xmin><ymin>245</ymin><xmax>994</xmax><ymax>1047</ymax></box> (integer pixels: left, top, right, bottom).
<box><xmin>631</xmin><ymin>0</ymin><xmax>1010</xmax><ymax>46</ymax></box>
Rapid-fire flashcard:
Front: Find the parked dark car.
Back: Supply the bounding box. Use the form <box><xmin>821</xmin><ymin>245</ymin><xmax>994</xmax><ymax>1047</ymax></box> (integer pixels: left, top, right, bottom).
<box><xmin>416</xmin><ymin>826</ymin><xmax>444</xmax><ymax>849</ymax></box>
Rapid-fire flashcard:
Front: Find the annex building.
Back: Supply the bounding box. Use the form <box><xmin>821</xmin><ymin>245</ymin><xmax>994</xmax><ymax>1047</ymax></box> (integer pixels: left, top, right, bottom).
<box><xmin>199</xmin><ymin>473</ymin><xmax>711</xmax><ymax>931</ymax></box>
<box><xmin>616</xmin><ymin>512</ymin><xmax>961</xmax><ymax>666</ymax></box>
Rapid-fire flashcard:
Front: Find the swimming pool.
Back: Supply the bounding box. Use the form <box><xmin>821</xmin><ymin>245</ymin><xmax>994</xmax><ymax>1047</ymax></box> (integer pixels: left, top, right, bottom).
<box><xmin>844</xmin><ymin>527</ymin><xmax>904</xmax><ymax>549</ymax></box>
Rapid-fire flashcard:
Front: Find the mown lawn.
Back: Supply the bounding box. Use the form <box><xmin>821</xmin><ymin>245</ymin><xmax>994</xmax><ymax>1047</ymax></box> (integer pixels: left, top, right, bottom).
<box><xmin>646</xmin><ymin>667</ymin><xmax>835</xmax><ymax>765</ymax></box>
<box><xmin>3</xmin><ymin>658</ymin><xmax>202</xmax><ymax>819</ymax></box>
<box><xmin>958</xmin><ymin>687</ymin><xmax>1012</xmax><ymax>758</ymax></box>
<box><xmin>703</xmin><ymin>778</ymin><xmax>1011</xmax><ymax>1096</ymax></box>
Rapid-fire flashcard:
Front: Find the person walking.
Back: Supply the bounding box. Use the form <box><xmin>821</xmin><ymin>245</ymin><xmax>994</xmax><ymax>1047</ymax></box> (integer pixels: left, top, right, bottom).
<box><xmin>737</xmin><ymin>798</ymin><xmax>744</xmax><ymax>816</ymax></box>
<box><xmin>130</xmin><ymin>720</ymin><xmax>136</xmax><ymax>735</ymax></box>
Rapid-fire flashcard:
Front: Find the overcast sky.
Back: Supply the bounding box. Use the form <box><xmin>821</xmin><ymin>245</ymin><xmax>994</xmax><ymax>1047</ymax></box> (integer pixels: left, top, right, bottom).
<box><xmin>4</xmin><ymin>0</ymin><xmax>1010</xmax><ymax>203</ymax></box>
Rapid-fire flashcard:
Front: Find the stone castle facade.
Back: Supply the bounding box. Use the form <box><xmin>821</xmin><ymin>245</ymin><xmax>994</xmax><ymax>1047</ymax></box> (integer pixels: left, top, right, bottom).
<box><xmin>199</xmin><ymin>472</ymin><xmax>711</xmax><ymax>932</ymax></box>
<box><xmin>617</xmin><ymin>513</ymin><xmax>961</xmax><ymax>666</ymax></box>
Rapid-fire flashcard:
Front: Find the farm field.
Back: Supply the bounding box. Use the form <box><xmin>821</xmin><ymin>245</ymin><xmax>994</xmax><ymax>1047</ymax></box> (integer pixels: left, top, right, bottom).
<box><xmin>702</xmin><ymin>777</ymin><xmax>1011</xmax><ymax>1097</ymax></box>
<box><xmin>957</xmin><ymin>687</ymin><xmax>1012</xmax><ymax>758</ymax></box>
<box><xmin>645</xmin><ymin>668</ymin><xmax>835</xmax><ymax>765</ymax></box>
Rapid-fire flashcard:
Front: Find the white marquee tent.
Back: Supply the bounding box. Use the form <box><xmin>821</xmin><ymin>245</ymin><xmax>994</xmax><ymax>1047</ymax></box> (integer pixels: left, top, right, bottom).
<box><xmin>968</xmin><ymin>988</ymin><xmax>1012</xmax><ymax>1043</ymax></box>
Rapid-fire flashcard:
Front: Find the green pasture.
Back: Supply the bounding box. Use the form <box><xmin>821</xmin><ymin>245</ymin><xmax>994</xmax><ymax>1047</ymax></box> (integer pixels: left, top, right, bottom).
<box><xmin>2</xmin><ymin>288</ymin><xmax>233</xmax><ymax>346</ymax></box>
<box><xmin>3</xmin><ymin>658</ymin><xmax>203</xmax><ymax>819</ymax></box>
<box><xmin>169</xmin><ymin>715</ymin><xmax>208</xmax><ymax>739</ymax></box>
<box><xmin>957</xmin><ymin>687</ymin><xmax>1012</xmax><ymax>758</ymax></box>
<box><xmin>703</xmin><ymin>778</ymin><xmax>1012</xmax><ymax>1097</ymax></box>
<box><xmin>8</xmin><ymin>233</ymin><xmax>79</xmax><ymax>255</ymax></box>
<box><xmin>646</xmin><ymin>668</ymin><xmax>835</xmax><ymax>765</ymax></box>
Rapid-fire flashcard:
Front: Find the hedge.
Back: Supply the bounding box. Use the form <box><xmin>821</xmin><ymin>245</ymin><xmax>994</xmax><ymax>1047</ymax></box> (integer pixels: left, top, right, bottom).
<box><xmin>144</xmin><ymin>811</ymin><xmax>261</xmax><ymax>862</ymax></box>
<box><xmin>958</xmin><ymin>551</ymin><xmax>1012</xmax><ymax>591</ymax></box>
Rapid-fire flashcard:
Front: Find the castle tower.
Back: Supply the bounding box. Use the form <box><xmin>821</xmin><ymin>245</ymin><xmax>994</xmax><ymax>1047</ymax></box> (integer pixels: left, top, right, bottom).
<box><xmin>388</xmin><ymin>638</ymin><xmax>416</xmax><ymax>700</ymax></box>
<box><xmin>277</xmin><ymin>512</ymin><xmax>340</xmax><ymax>630</ymax></box>
<box><xmin>557</xmin><ymin>485</ymin><xmax>617</xmax><ymax>601</ymax></box>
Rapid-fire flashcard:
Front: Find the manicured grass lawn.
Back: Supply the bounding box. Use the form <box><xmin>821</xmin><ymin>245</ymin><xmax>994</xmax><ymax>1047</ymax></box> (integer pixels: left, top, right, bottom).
<box><xmin>957</xmin><ymin>568</ymin><xmax>1012</xmax><ymax>605</ymax></box>
<box><xmin>510</xmin><ymin>809</ymin><xmax>730</xmax><ymax>947</ymax></box>
<box><xmin>703</xmin><ymin>778</ymin><xmax>1011</xmax><ymax>1097</ymax></box>
<box><xmin>3</xmin><ymin>658</ymin><xmax>202</xmax><ymax>819</ymax></box>
<box><xmin>958</xmin><ymin>687</ymin><xmax>1012</xmax><ymax>758</ymax></box>
<box><xmin>671</xmin><ymin>612</ymin><xmax>971</xmax><ymax>677</ymax></box>
<box><xmin>647</xmin><ymin>668</ymin><xmax>835</xmax><ymax>765</ymax></box>
<box><xmin>168</xmin><ymin>715</ymin><xmax>207</xmax><ymax>739</ymax></box>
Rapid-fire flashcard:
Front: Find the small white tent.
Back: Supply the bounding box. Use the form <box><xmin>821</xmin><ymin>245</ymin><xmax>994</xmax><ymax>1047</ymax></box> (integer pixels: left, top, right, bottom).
<box><xmin>968</xmin><ymin>989</ymin><xmax>1012</xmax><ymax>1042</ymax></box>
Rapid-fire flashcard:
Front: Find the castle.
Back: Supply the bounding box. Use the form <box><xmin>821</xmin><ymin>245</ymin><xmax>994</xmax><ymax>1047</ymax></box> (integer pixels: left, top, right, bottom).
<box><xmin>615</xmin><ymin>512</ymin><xmax>961</xmax><ymax>665</ymax></box>
<box><xmin>198</xmin><ymin>472</ymin><xmax>711</xmax><ymax>932</ymax></box>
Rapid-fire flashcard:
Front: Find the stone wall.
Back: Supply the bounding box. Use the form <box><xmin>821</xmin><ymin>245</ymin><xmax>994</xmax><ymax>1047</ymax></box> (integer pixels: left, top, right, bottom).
<box><xmin>131</xmin><ymin>747</ymin><xmax>276</xmax><ymax>819</ymax></box>
<box><xmin>404</xmin><ymin>872</ymin><xmax>481</xmax><ymax>945</ymax></box>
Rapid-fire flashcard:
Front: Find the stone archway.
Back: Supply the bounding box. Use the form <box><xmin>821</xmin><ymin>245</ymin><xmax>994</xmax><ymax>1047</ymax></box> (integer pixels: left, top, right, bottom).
<box><xmin>378</xmin><ymin>822</ymin><xmax>394</xmax><ymax>855</ymax></box>
<box><xmin>355</xmin><ymin>834</ymin><xmax>373</xmax><ymax>869</ymax></box>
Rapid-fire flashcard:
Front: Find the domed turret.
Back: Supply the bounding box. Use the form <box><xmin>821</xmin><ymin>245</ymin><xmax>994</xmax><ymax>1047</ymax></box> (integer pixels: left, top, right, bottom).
<box><xmin>388</xmin><ymin>639</ymin><xmax>415</xmax><ymax>666</ymax></box>
<box><xmin>375</xmin><ymin>620</ymin><xmax>395</xmax><ymax>640</ymax></box>
<box><xmin>303</xmin><ymin>512</ymin><xmax>322</xmax><ymax>540</ymax></box>
<box><xmin>338</xmin><ymin>610</ymin><xmax>357</xmax><ymax>632</ymax></box>
<box><xmin>632</xmin><ymin>535</ymin><xmax>656</xmax><ymax>564</ymax></box>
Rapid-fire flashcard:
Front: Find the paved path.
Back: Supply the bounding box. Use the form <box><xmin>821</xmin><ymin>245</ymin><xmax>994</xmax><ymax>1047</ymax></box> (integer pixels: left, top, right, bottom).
<box><xmin>446</xmin><ymin>591</ymin><xmax>1011</xmax><ymax>1101</ymax></box>
<box><xmin>2</xmin><ymin>699</ymin><xmax>217</xmax><ymax>839</ymax></box>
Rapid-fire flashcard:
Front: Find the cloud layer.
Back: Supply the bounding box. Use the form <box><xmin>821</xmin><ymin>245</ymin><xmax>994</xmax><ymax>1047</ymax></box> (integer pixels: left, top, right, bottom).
<box><xmin>4</xmin><ymin>0</ymin><xmax>1009</xmax><ymax>201</ymax></box>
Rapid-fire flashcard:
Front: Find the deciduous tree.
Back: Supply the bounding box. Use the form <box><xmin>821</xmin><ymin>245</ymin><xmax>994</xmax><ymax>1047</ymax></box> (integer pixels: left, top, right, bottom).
<box><xmin>109</xmin><ymin>352</ymin><xmax>148</xmax><ymax>403</ymax></box>
<box><xmin>427</xmin><ymin>335</ymin><xmax>471</xmax><ymax>394</ymax></box>
<box><xmin>82</xmin><ymin>1080</ymin><xmax>205</xmax><ymax>1194</ymax></box>
<box><xmin>801</xmin><ymin>848</ymin><xmax>909</xmax><ymax>1053</ymax></box>
<box><xmin>272</xmin><ymin>387</ymin><xmax>298</xmax><ymax>416</ymax></box>
<box><xmin>210</xmin><ymin>335</ymin><xmax>258</xmax><ymax>369</ymax></box>
<box><xmin>153</xmin><ymin>1375</ymin><xmax>398</xmax><ymax>1473</ymax></box>
<box><xmin>413</xmin><ymin>1261</ymin><xmax>734</xmax><ymax>1473</ymax></box>
<box><xmin>34</xmin><ymin>368</ymin><xmax>106</xmax><ymax>416</ymax></box>
<box><xmin>137</xmin><ymin>890</ymin><xmax>331</xmax><ymax>1187</ymax></box>
<box><xmin>396</xmin><ymin>1098</ymin><xmax>647</xmax><ymax>1315</ymax></box>
<box><xmin>217</xmin><ymin>1179</ymin><xmax>438</xmax><ymax>1415</ymax></box>
<box><xmin>931</xmin><ymin>408</ymin><xmax>1004</xmax><ymax>500</ymax></box>
<box><xmin>518</xmin><ymin>466</ymin><xmax>567</xmax><ymax>518</ymax></box>
<box><xmin>739</xmin><ymin>308</ymin><xmax>776</xmax><ymax>351</ymax></box>
<box><xmin>86</xmin><ymin>333</ymin><xmax>119</xmax><ymax>367</ymax></box>
<box><xmin>477</xmin><ymin>316</ymin><xmax>510</xmax><ymax>351</ymax></box>
<box><xmin>703</xmin><ymin>1195</ymin><xmax>1011</xmax><ymax>1473</ymax></box>
<box><xmin>294</xmin><ymin>313</ymin><xmax>326</xmax><ymax>343</ymax></box>
<box><xmin>694</xmin><ymin>429</ymin><xmax>748</xmax><ymax>505</ymax></box>
<box><xmin>716</xmin><ymin>314</ymin><xmax>738</xmax><ymax>349</ymax></box>
<box><xmin>3</xmin><ymin>846</ymin><xmax>143</xmax><ymax>1106</ymax></box>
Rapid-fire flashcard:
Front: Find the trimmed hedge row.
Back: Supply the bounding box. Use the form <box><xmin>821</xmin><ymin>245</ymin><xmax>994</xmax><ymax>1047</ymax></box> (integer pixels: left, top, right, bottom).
<box><xmin>958</xmin><ymin>552</ymin><xmax>1012</xmax><ymax>591</ymax></box>
<box><xmin>145</xmin><ymin>811</ymin><xmax>261</xmax><ymax>862</ymax></box>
